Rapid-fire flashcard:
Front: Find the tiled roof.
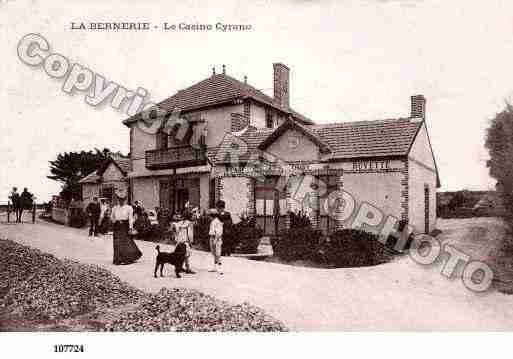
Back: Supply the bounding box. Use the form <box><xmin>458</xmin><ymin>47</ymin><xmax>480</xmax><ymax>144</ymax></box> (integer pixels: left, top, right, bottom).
<box><xmin>78</xmin><ymin>156</ymin><xmax>130</xmax><ymax>184</ymax></box>
<box><xmin>211</xmin><ymin>118</ymin><xmax>422</xmax><ymax>163</ymax></box>
<box><xmin>78</xmin><ymin>171</ymin><xmax>101</xmax><ymax>184</ymax></box>
<box><xmin>110</xmin><ymin>156</ymin><xmax>131</xmax><ymax>173</ymax></box>
<box><xmin>308</xmin><ymin>118</ymin><xmax>422</xmax><ymax>159</ymax></box>
<box><xmin>210</xmin><ymin>127</ymin><xmax>275</xmax><ymax>164</ymax></box>
<box><xmin>123</xmin><ymin>73</ymin><xmax>313</xmax><ymax>126</ymax></box>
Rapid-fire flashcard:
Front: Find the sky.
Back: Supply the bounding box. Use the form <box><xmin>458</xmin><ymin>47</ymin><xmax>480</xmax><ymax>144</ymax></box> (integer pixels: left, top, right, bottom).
<box><xmin>1</xmin><ymin>0</ymin><xmax>512</xmax><ymax>203</ymax></box>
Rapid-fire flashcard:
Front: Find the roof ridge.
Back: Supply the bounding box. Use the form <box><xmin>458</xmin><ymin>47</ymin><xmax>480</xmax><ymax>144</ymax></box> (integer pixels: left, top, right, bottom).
<box><xmin>221</xmin><ymin>73</ymin><xmax>277</xmax><ymax>102</ymax></box>
<box><xmin>122</xmin><ymin>68</ymin><xmax>314</xmax><ymax>126</ymax></box>
<box><xmin>309</xmin><ymin>117</ymin><xmax>413</xmax><ymax>128</ymax></box>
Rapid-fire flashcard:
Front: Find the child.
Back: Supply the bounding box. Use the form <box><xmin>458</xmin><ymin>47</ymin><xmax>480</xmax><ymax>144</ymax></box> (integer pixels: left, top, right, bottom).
<box><xmin>208</xmin><ymin>208</ymin><xmax>224</xmax><ymax>274</ymax></box>
<box><xmin>174</xmin><ymin>212</ymin><xmax>196</xmax><ymax>274</ymax></box>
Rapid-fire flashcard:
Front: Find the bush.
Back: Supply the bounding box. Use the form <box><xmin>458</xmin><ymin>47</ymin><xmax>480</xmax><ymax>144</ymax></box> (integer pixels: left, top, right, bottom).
<box><xmin>289</xmin><ymin>210</ymin><xmax>311</xmax><ymax>228</ymax></box>
<box><xmin>232</xmin><ymin>216</ymin><xmax>263</xmax><ymax>254</ymax></box>
<box><xmin>320</xmin><ymin>229</ymin><xmax>396</xmax><ymax>267</ymax></box>
<box><xmin>272</xmin><ymin>227</ymin><xmax>324</xmax><ymax>262</ymax></box>
<box><xmin>273</xmin><ymin>226</ymin><xmax>396</xmax><ymax>267</ymax></box>
<box><xmin>194</xmin><ymin>214</ymin><xmax>263</xmax><ymax>254</ymax></box>
<box><xmin>270</xmin><ymin>210</ymin><xmax>321</xmax><ymax>261</ymax></box>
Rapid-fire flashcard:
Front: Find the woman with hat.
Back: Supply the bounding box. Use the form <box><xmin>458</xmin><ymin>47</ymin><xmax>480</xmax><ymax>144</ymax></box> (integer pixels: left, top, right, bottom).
<box><xmin>110</xmin><ymin>188</ymin><xmax>142</xmax><ymax>265</ymax></box>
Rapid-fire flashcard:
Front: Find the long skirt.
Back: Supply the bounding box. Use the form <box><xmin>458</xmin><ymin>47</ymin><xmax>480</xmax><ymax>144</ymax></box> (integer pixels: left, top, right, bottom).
<box><xmin>113</xmin><ymin>220</ymin><xmax>142</xmax><ymax>264</ymax></box>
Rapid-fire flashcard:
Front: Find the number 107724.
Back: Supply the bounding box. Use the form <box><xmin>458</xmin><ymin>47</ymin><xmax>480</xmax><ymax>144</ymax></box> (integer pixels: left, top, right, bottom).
<box><xmin>54</xmin><ymin>345</ymin><xmax>84</xmax><ymax>353</ymax></box>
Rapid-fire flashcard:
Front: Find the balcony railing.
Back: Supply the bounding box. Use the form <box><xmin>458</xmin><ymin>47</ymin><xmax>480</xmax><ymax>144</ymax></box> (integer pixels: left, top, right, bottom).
<box><xmin>145</xmin><ymin>145</ymin><xmax>207</xmax><ymax>170</ymax></box>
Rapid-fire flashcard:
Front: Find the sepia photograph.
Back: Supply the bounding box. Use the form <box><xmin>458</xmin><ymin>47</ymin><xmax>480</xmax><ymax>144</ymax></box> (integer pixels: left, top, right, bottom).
<box><xmin>1</xmin><ymin>0</ymin><xmax>513</xmax><ymax>357</ymax></box>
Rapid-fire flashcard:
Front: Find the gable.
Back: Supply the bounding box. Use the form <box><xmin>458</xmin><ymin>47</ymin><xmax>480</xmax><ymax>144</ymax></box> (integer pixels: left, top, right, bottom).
<box><xmin>409</xmin><ymin>123</ymin><xmax>436</xmax><ymax>170</ymax></box>
<box><xmin>102</xmin><ymin>162</ymin><xmax>125</xmax><ymax>182</ymax></box>
<box><xmin>266</xmin><ymin>128</ymin><xmax>321</xmax><ymax>162</ymax></box>
<box><xmin>408</xmin><ymin>122</ymin><xmax>440</xmax><ymax>187</ymax></box>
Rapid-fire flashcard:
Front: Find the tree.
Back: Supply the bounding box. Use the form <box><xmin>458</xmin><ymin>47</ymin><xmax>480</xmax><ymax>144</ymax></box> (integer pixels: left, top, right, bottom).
<box><xmin>47</xmin><ymin>148</ymin><xmax>113</xmax><ymax>202</ymax></box>
<box><xmin>485</xmin><ymin>103</ymin><xmax>513</xmax><ymax>223</ymax></box>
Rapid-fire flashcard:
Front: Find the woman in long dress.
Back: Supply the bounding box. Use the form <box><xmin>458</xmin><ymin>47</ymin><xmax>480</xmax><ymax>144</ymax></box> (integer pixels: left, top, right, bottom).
<box><xmin>110</xmin><ymin>190</ymin><xmax>142</xmax><ymax>265</ymax></box>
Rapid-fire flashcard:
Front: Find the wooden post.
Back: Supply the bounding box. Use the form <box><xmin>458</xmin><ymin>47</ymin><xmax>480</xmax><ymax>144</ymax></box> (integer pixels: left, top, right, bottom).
<box><xmin>32</xmin><ymin>202</ymin><xmax>36</xmax><ymax>223</ymax></box>
<box><xmin>7</xmin><ymin>201</ymin><xmax>10</xmax><ymax>223</ymax></box>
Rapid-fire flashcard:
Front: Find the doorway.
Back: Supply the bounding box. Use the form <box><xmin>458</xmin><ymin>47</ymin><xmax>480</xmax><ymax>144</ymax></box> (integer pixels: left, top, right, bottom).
<box><xmin>255</xmin><ymin>177</ymin><xmax>287</xmax><ymax>236</ymax></box>
<box><xmin>159</xmin><ymin>177</ymin><xmax>199</xmax><ymax>214</ymax></box>
<box><xmin>424</xmin><ymin>185</ymin><xmax>430</xmax><ymax>234</ymax></box>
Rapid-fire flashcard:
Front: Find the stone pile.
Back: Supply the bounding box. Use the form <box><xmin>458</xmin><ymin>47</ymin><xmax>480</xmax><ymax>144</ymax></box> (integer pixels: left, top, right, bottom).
<box><xmin>0</xmin><ymin>240</ymin><xmax>286</xmax><ymax>331</ymax></box>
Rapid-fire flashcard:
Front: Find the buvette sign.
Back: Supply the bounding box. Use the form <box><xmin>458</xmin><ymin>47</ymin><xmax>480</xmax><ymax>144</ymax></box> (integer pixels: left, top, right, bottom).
<box><xmin>352</xmin><ymin>160</ymin><xmax>392</xmax><ymax>171</ymax></box>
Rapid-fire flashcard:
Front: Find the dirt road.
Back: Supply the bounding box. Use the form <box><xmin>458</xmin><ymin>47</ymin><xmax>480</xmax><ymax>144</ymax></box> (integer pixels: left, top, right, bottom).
<box><xmin>1</xmin><ymin>217</ymin><xmax>513</xmax><ymax>330</ymax></box>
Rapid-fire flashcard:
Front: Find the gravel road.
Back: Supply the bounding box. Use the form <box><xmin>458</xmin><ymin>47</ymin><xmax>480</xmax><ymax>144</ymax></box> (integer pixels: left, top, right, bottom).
<box><xmin>2</xmin><ymin>217</ymin><xmax>513</xmax><ymax>330</ymax></box>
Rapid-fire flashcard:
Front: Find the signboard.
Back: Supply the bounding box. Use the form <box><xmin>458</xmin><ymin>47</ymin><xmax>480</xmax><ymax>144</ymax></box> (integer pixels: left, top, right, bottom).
<box><xmin>352</xmin><ymin>160</ymin><xmax>391</xmax><ymax>172</ymax></box>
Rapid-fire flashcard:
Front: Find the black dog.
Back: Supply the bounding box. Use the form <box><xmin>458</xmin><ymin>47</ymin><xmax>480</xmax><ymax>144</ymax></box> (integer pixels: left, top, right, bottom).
<box><xmin>154</xmin><ymin>243</ymin><xmax>187</xmax><ymax>278</ymax></box>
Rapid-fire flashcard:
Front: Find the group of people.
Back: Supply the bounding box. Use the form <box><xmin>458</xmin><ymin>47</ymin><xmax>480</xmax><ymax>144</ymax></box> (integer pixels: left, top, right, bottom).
<box><xmin>8</xmin><ymin>187</ymin><xmax>34</xmax><ymax>223</ymax></box>
<box><xmin>84</xmin><ymin>189</ymin><xmax>233</xmax><ymax>275</ymax></box>
<box><xmin>85</xmin><ymin>197</ymin><xmax>112</xmax><ymax>236</ymax></box>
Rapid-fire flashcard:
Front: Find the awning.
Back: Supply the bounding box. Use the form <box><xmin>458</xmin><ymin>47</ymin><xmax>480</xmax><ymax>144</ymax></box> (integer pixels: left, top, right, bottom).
<box><xmin>128</xmin><ymin>164</ymin><xmax>211</xmax><ymax>178</ymax></box>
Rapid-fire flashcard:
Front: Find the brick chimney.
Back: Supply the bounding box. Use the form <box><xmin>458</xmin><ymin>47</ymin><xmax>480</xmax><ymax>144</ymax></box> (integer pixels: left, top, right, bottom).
<box><xmin>273</xmin><ymin>63</ymin><xmax>290</xmax><ymax>109</ymax></box>
<box><xmin>411</xmin><ymin>94</ymin><xmax>426</xmax><ymax>119</ymax></box>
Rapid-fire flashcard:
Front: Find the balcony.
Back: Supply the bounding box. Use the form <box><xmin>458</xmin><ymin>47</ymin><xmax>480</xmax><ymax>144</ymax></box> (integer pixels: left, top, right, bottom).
<box><xmin>145</xmin><ymin>145</ymin><xmax>207</xmax><ymax>170</ymax></box>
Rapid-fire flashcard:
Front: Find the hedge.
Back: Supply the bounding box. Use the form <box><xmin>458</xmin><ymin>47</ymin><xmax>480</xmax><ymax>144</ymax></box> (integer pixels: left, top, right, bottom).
<box><xmin>273</xmin><ymin>227</ymin><xmax>397</xmax><ymax>267</ymax></box>
<box><xmin>193</xmin><ymin>215</ymin><xmax>262</xmax><ymax>255</ymax></box>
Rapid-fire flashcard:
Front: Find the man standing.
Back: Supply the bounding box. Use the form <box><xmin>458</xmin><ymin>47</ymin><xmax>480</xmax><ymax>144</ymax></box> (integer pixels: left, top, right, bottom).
<box><xmin>133</xmin><ymin>200</ymin><xmax>143</xmax><ymax>220</ymax></box>
<box><xmin>216</xmin><ymin>200</ymin><xmax>234</xmax><ymax>255</ymax></box>
<box><xmin>19</xmin><ymin>188</ymin><xmax>33</xmax><ymax>223</ymax></box>
<box><xmin>9</xmin><ymin>187</ymin><xmax>20</xmax><ymax>223</ymax></box>
<box><xmin>99</xmin><ymin>199</ymin><xmax>110</xmax><ymax>234</ymax></box>
<box><xmin>208</xmin><ymin>208</ymin><xmax>223</xmax><ymax>274</ymax></box>
<box><xmin>86</xmin><ymin>197</ymin><xmax>101</xmax><ymax>237</ymax></box>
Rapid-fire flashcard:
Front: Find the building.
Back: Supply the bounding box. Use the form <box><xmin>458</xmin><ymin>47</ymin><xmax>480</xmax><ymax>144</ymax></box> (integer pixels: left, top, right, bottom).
<box><xmin>123</xmin><ymin>64</ymin><xmax>440</xmax><ymax>235</ymax></box>
<box><xmin>79</xmin><ymin>155</ymin><xmax>131</xmax><ymax>204</ymax></box>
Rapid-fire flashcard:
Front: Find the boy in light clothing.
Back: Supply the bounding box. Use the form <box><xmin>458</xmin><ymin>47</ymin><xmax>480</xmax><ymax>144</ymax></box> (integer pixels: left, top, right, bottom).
<box><xmin>208</xmin><ymin>208</ymin><xmax>224</xmax><ymax>274</ymax></box>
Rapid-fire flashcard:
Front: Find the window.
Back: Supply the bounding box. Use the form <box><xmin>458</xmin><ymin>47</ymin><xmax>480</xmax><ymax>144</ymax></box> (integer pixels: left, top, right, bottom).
<box><xmin>265</xmin><ymin>109</ymin><xmax>274</xmax><ymax>128</ymax></box>
<box><xmin>100</xmin><ymin>185</ymin><xmax>114</xmax><ymax>203</ymax></box>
